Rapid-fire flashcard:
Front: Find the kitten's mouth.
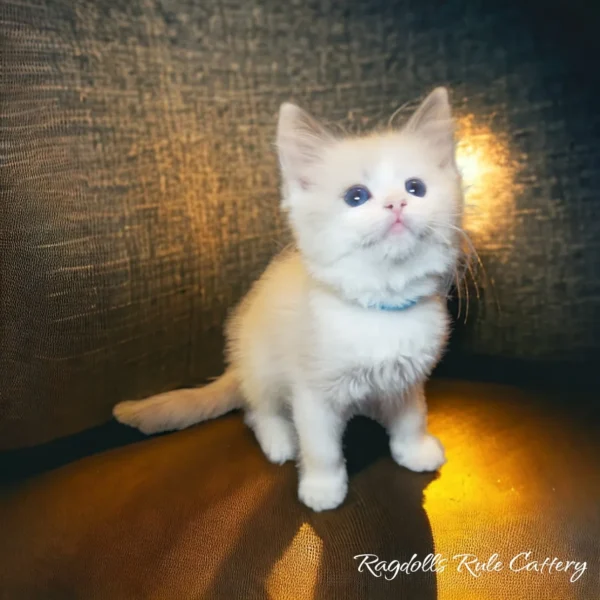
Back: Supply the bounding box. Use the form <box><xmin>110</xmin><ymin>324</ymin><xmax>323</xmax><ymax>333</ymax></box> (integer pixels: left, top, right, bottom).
<box><xmin>386</xmin><ymin>217</ymin><xmax>412</xmax><ymax>236</ymax></box>
<box><xmin>389</xmin><ymin>220</ymin><xmax>405</xmax><ymax>233</ymax></box>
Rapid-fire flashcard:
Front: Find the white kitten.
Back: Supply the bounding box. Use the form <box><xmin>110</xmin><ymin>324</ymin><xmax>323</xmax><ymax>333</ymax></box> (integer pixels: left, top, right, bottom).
<box><xmin>114</xmin><ymin>88</ymin><xmax>464</xmax><ymax>512</ymax></box>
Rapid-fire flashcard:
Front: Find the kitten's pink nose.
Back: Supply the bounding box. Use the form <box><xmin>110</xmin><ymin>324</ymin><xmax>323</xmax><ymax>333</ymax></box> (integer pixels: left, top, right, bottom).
<box><xmin>385</xmin><ymin>198</ymin><xmax>407</xmax><ymax>215</ymax></box>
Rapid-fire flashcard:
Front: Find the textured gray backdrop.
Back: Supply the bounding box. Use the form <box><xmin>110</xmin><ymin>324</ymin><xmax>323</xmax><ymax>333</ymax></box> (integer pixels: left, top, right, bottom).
<box><xmin>1</xmin><ymin>0</ymin><xmax>599</xmax><ymax>447</ymax></box>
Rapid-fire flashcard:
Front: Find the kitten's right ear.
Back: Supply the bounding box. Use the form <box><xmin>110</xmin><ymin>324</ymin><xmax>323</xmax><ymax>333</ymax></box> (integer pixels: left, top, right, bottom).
<box><xmin>405</xmin><ymin>87</ymin><xmax>452</xmax><ymax>132</ymax></box>
<box><xmin>404</xmin><ymin>87</ymin><xmax>455</xmax><ymax>166</ymax></box>
<box><xmin>276</xmin><ymin>103</ymin><xmax>333</xmax><ymax>190</ymax></box>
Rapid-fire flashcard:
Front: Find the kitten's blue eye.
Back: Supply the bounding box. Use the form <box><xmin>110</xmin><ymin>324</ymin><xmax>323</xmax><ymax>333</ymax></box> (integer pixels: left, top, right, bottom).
<box><xmin>405</xmin><ymin>178</ymin><xmax>427</xmax><ymax>197</ymax></box>
<box><xmin>343</xmin><ymin>185</ymin><xmax>372</xmax><ymax>207</ymax></box>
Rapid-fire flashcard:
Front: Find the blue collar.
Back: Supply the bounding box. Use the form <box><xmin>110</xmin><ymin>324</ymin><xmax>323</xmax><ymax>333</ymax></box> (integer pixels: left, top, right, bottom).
<box><xmin>367</xmin><ymin>297</ymin><xmax>421</xmax><ymax>312</ymax></box>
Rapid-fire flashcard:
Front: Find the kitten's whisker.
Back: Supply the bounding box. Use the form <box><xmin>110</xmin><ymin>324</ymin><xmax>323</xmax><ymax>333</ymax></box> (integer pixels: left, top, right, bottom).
<box><xmin>454</xmin><ymin>269</ymin><xmax>463</xmax><ymax>320</ymax></box>
<box><xmin>466</xmin><ymin>259</ymin><xmax>481</xmax><ymax>302</ymax></box>
<box><xmin>463</xmin><ymin>268</ymin><xmax>470</xmax><ymax>324</ymax></box>
<box><xmin>387</xmin><ymin>101</ymin><xmax>413</xmax><ymax>128</ymax></box>
<box><xmin>426</xmin><ymin>221</ymin><xmax>484</xmax><ymax>322</ymax></box>
<box><xmin>428</xmin><ymin>220</ymin><xmax>500</xmax><ymax>314</ymax></box>
<box><xmin>424</xmin><ymin>224</ymin><xmax>474</xmax><ymax>321</ymax></box>
<box><xmin>324</xmin><ymin>121</ymin><xmax>348</xmax><ymax>136</ymax></box>
<box><xmin>426</xmin><ymin>226</ymin><xmax>452</xmax><ymax>247</ymax></box>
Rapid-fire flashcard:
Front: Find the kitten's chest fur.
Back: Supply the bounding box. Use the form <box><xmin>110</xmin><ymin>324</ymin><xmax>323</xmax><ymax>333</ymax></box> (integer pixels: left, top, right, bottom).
<box><xmin>306</xmin><ymin>290</ymin><xmax>449</xmax><ymax>403</ymax></box>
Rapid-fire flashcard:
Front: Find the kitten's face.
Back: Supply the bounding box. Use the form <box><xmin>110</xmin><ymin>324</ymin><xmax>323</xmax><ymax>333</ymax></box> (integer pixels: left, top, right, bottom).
<box><xmin>277</xmin><ymin>88</ymin><xmax>463</xmax><ymax>269</ymax></box>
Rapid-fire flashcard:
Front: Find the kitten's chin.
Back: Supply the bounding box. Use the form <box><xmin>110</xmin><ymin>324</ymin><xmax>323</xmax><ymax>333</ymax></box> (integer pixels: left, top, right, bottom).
<box><xmin>376</xmin><ymin>234</ymin><xmax>418</xmax><ymax>261</ymax></box>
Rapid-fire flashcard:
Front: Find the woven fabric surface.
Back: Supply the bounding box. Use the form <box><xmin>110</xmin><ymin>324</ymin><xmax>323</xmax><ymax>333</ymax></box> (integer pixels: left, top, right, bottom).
<box><xmin>1</xmin><ymin>0</ymin><xmax>599</xmax><ymax>448</ymax></box>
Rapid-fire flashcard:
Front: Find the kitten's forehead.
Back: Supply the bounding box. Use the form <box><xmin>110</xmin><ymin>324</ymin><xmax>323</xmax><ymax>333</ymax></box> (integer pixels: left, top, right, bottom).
<box><xmin>325</xmin><ymin>132</ymin><xmax>432</xmax><ymax>184</ymax></box>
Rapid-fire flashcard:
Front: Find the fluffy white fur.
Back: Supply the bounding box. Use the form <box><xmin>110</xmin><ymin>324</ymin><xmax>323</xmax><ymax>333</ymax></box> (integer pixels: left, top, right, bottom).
<box><xmin>114</xmin><ymin>87</ymin><xmax>464</xmax><ymax>511</ymax></box>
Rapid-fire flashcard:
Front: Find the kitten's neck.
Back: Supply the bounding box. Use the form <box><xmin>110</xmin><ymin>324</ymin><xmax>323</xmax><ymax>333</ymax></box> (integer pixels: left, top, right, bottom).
<box><xmin>303</xmin><ymin>242</ymin><xmax>455</xmax><ymax>311</ymax></box>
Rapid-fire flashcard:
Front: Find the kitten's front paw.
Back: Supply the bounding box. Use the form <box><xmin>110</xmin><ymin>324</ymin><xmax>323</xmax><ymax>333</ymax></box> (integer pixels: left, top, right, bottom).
<box><xmin>391</xmin><ymin>434</ymin><xmax>446</xmax><ymax>472</ymax></box>
<box><xmin>298</xmin><ymin>469</ymin><xmax>348</xmax><ymax>512</ymax></box>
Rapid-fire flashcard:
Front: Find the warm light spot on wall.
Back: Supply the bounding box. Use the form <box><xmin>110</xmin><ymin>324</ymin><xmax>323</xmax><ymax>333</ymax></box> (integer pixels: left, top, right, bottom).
<box><xmin>455</xmin><ymin>115</ymin><xmax>521</xmax><ymax>250</ymax></box>
<box><xmin>266</xmin><ymin>522</ymin><xmax>323</xmax><ymax>599</ymax></box>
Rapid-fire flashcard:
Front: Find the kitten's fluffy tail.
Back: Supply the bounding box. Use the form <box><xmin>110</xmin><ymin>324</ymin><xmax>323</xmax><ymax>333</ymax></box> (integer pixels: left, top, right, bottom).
<box><xmin>113</xmin><ymin>369</ymin><xmax>242</xmax><ymax>435</ymax></box>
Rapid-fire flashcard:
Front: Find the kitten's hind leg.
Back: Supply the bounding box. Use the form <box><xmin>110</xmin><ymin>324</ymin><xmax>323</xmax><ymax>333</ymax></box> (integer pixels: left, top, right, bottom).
<box><xmin>383</xmin><ymin>383</ymin><xmax>446</xmax><ymax>472</ymax></box>
<box><xmin>242</xmin><ymin>378</ymin><xmax>297</xmax><ymax>465</ymax></box>
<box><xmin>236</xmin><ymin>351</ymin><xmax>297</xmax><ymax>464</ymax></box>
<box><xmin>244</xmin><ymin>408</ymin><xmax>297</xmax><ymax>465</ymax></box>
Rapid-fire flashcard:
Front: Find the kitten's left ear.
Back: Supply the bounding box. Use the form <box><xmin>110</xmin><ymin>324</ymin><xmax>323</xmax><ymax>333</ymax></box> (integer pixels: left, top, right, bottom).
<box><xmin>277</xmin><ymin>103</ymin><xmax>334</xmax><ymax>190</ymax></box>
<box><xmin>405</xmin><ymin>87</ymin><xmax>456</xmax><ymax>165</ymax></box>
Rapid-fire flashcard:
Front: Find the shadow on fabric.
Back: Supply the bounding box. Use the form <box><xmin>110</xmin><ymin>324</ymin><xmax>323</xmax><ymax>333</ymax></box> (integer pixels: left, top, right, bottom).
<box><xmin>205</xmin><ymin>416</ymin><xmax>438</xmax><ymax>599</ymax></box>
